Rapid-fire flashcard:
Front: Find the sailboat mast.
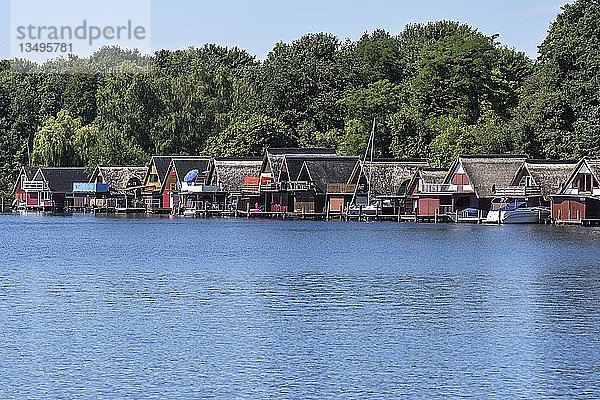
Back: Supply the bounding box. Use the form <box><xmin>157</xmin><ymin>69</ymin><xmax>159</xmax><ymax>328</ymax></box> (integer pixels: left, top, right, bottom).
<box><xmin>350</xmin><ymin>118</ymin><xmax>376</xmax><ymax>207</ymax></box>
<box><xmin>367</xmin><ymin>118</ymin><xmax>375</xmax><ymax>201</ymax></box>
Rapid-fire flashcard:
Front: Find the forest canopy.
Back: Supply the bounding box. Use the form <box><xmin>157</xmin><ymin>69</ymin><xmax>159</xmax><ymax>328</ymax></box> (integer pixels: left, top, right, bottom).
<box><xmin>1</xmin><ymin>0</ymin><xmax>599</xmax><ymax>196</ymax></box>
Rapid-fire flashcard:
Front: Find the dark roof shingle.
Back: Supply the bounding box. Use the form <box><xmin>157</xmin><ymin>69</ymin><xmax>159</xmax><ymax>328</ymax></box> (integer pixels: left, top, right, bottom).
<box><xmin>35</xmin><ymin>167</ymin><xmax>88</xmax><ymax>193</ymax></box>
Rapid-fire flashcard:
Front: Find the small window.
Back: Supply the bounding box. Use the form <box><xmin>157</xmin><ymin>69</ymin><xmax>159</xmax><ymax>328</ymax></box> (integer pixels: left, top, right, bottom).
<box><xmin>149</xmin><ymin>174</ymin><xmax>158</xmax><ymax>183</ymax></box>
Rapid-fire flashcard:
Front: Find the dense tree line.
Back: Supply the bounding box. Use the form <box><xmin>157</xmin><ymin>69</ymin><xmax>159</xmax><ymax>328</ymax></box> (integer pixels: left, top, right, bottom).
<box><xmin>1</xmin><ymin>0</ymin><xmax>599</xmax><ymax>196</ymax></box>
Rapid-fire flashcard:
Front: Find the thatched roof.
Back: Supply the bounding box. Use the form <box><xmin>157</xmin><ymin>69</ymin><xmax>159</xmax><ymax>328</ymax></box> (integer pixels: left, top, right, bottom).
<box><xmin>448</xmin><ymin>155</ymin><xmax>527</xmax><ymax>198</ymax></box>
<box><xmin>420</xmin><ymin>168</ymin><xmax>447</xmax><ymax>184</ymax></box>
<box><xmin>362</xmin><ymin>159</ymin><xmax>429</xmax><ymax>196</ymax></box>
<box><xmin>212</xmin><ymin>158</ymin><xmax>262</xmax><ymax>193</ymax></box>
<box><xmin>559</xmin><ymin>157</ymin><xmax>600</xmax><ymax>195</ymax></box>
<box><xmin>299</xmin><ymin>157</ymin><xmax>360</xmax><ymax>193</ymax></box>
<box><xmin>586</xmin><ymin>159</ymin><xmax>600</xmax><ymax>181</ymax></box>
<box><xmin>517</xmin><ymin>160</ymin><xmax>578</xmax><ymax>198</ymax></box>
<box><xmin>93</xmin><ymin>166</ymin><xmax>148</xmax><ymax>192</ymax></box>
<box><xmin>405</xmin><ymin>168</ymin><xmax>447</xmax><ymax>196</ymax></box>
<box><xmin>33</xmin><ymin>167</ymin><xmax>88</xmax><ymax>193</ymax></box>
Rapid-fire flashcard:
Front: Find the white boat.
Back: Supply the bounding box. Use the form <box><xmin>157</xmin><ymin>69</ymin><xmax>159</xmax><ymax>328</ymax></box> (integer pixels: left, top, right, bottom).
<box><xmin>349</xmin><ymin>118</ymin><xmax>381</xmax><ymax>215</ymax></box>
<box><xmin>182</xmin><ymin>208</ymin><xmax>197</xmax><ymax>217</ymax></box>
<box><xmin>349</xmin><ymin>203</ymin><xmax>379</xmax><ymax>216</ymax></box>
<box><xmin>484</xmin><ymin>202</ymin><xmax>550</xmax><ymax>224</ymax></box>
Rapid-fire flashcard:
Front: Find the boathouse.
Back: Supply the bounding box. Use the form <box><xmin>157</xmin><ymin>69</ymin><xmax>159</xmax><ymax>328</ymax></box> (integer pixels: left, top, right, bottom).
<box><xmin>73</xmin><ymin>166</ymin><xmax>148</xmax><ymax>212</ymax></box>
<box><xmin>142</xmin><ymin>156</ymin><xmax>212</xmax><ymax>212</ymax></box>
<box><xmin>551</xmin><ymin>158</ymin><xmax>600</xmax><ymax>223</ymax></box>
<box><xmin>442</xmin><ymin>155</ymin><xmax>528</xmax><ymax>211</ymax></box>
<box><xmin>22</xmin><ymin>167</ymin><xmax>88</xmax><ymax>211</ymax></box>
<box><xmin>404</xmin><ymin>168</ymin><xmax>452</xmax><ymax>217</ymax></box>
<box><xmin>256</xmin><ymin>148</ymin><xmax>337</xmax><ymax>212</ymax></box>
<box><xmin>11</xmin><ymin>166</ymin><xmax>38</xmax><ymax>209</ymax></box>
<box><xmin>208</xmin><ymin>158</ymin><xmax>262</xmax><ymax>211</ymax></box>
<box><xmin>161</xmin><ymin>157</ymin><xmax>213</xmax><ymax>213</ymax></box>
<box><xmin>494</xmin><ymin>160</ymin><xmax>578</xmax><ymax>207</ymax></box>
<box><xmin>359</xmin><ymin>159</ymin><xmax>430</xmax><ymax>215</ymax></box>
<box><xmin>294</xmin><ymin>156</ymin><xmax>360</xmax><ymax>214</ymax></box>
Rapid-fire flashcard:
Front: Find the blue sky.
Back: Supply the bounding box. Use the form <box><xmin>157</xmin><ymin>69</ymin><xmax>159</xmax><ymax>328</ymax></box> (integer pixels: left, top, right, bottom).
<box><xmin>149</xmin><ymin>0</ymin><xmax>570</xmax><ymax>59</ymax></box>
<box><xmin>1</xmin><ymin>0</ymin><xmax>572</xmax><ymax>61</ymax></box>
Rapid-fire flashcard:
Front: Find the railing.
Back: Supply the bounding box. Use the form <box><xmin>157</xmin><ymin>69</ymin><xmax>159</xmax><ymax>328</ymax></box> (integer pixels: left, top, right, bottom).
<box><xmin>144</xmin><ymin>197</ymin><xmax>162</xmax><ymax>210</ymax></box>
<box><xmin>22</xmin><ymin>180</ymin><xmax>48</xmax><ymax>191</ymax></box>
<box><xmin>260</xmin><ymin>182</ymin><xmax>281</xmax><ymax>191</ymax></box>
<box><xmin>326</xmin><ymin>183</ymin><xmax>356</xmax><ymax>194</ymax></box>
<box><xmin>494</xmin><ymin>186</ymin><xmax>542</xmax><ymax>197</ymax></box>
<box><xmin>73</xmin><ymin>182</ymin><xmax>109</xmax><ymax>193</ymax></box>
<box><xmin>181</xmin><ymin>182</ymin><xmax>219</xmax><ymax>193</ymax></box>
<box><xmin>242</xmin><ymin>184</ymin><xmax>259</xmax><ymax>193</ymax></box>
<box><xmin>419</xmin><ymin>183</ymin><xmax>457</xmax><ymax>193</ymax></box>
<box><xmin>91</xmin><ymin>198</ymin><xmax>118</xmax><ymax>209</ymax></box>
<box><xmin>287</xmin><ymin>181</ymin><xmax>314</xmax><ymax>191</ymax></box>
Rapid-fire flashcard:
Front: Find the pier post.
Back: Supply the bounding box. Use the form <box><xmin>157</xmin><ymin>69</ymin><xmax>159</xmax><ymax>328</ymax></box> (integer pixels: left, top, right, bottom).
<box><xmin>246</xmin><ymin>202</ymin><xmax>250</xmax><ymax>219</ymax></box>
<box><xmin>1</xmin><ymin>197</ymin><xmax>4</xmax><ymax>213</ymax></box>
<box><xmin>326</xmin><ymin>203</ymin><xmax>330</xmax><ymax>221</ymax></box>
<box><xmin>359</xmin><ymin>205</ymin><xmax>363</xmax><ymax>222</ymax></box>
<box><xmin>434</xmin><ymin>209</ymin><xmax>438</xmax><ymax>224</ymax></box>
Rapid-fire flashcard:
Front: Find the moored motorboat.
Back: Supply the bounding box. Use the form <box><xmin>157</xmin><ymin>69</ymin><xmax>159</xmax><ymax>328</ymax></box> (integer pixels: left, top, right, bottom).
<box><xmin>484</xmin><ymin>201</ymin><xmax>550</xmax><ymax>224</ymax></box>
<box><xmin>349</xmin><ymin>203</ymin><xmax>380</xmax><ymax>216</ymax></box>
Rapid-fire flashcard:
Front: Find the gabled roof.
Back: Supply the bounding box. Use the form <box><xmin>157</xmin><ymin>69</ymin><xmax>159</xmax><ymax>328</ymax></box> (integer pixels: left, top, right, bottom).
<box><xmin>446</xmin><ymin>155</ymin><xmax>527</xmax><ymax>198</ymax></box>
<box><xmin>261</xmin><ymin>148</ymin><xmax>338</xmax><ymax>182</ymax></box>
<box><xmin>559</xmin><ymin>157</ymin><xmax>600</xmax><ymax>194</ymax></box>
<box><xmin>163</xmin><ymin>157</ymin><xmax>212</xmax><ymax>190</ymax></box>
<box><xmin>146</xmin><ymin>155</ymin><xmax>205</xmax><ymax>185</ymax></box>
<box><xmin>420</xmin><ymin>168</ymin><xmax>448</xmax><ymax>184</ymax></box>
<box><xmin>12</xmin><ymin>166</ymin><xmax>38</xmax><ymax>194</ymax></box>
<box><xmin>92</xmin><ymin>166</ymin><xmax>148</xmax><ymax>192</ymax></box>
<box><xmin>406</xmin><ymin>168</ymin><xmax>448</xmax><ymax>196</ymax></box>
<box><xmin>363</xmin><ymin>159</ymin><xmax>430</xmax><ymax>196</ymax></box>
<box><xmin>299</xmin><ymin>156</ymin><xmax>360</xmax><ymax>193</ymax></box>
<box><xmin>515</xmin><ymin>160</ymin><xmax>578</xmax><ymax>198</ymax></box>
<box><xmin>33</xmin><ymin>167</ymin><xmax>88</xmax><ymax>193</ymax></box>
<box><xmin>211</xmin><ymin>158</ymin><xmax>262</xmax><ymax>193</ymax></box>
<box><xmin>149</xmin><ymin>156</ymin><xmax>174</xmax><ymax>184</ymax></box>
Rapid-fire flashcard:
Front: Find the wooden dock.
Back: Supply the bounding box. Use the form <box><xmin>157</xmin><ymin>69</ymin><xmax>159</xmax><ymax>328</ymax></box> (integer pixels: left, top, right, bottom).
<box><xmin>555</xmin><ymin>219</ymin><xmax>600</xmax><ymax>226</ymax></box>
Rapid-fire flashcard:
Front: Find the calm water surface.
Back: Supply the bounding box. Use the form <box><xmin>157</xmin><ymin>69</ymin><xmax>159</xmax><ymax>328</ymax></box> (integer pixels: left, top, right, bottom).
<box><xmin>0</xmin><ymin>214</ymin><xmax>599</xmax><ymax>399</ymax></box>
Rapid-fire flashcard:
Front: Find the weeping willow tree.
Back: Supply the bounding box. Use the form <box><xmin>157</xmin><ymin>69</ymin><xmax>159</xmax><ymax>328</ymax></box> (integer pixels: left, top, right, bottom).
<box><xmin>31</xmin><ymin>110</ymin><xmax>81</xmax><ymax>167</ymax></box>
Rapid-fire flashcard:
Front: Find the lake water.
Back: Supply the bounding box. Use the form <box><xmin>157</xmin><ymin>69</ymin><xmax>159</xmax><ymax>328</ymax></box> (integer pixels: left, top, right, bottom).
<box><xmin>1</xmin><ymin>214</ymin><xmax>599</xmax><ymax>399</ymax></box>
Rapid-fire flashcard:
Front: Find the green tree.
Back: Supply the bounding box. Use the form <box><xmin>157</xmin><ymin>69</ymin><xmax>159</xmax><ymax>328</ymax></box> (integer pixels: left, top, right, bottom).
<box><xmin>204</xmin><ymin>115</ymin><xmax>295</xmax><ymax>157</ymax></box>
<box><xmin>31</xmin><ymin>110</ymin><xmax>81</xmax><ymax>166</ymax></box>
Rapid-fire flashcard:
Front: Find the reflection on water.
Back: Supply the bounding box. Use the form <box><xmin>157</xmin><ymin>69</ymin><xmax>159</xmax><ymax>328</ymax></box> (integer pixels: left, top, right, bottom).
<box><xmin>1</xmin><ymin>214</ymin><xmax>599</xmax><ymax>398</ymax></box>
